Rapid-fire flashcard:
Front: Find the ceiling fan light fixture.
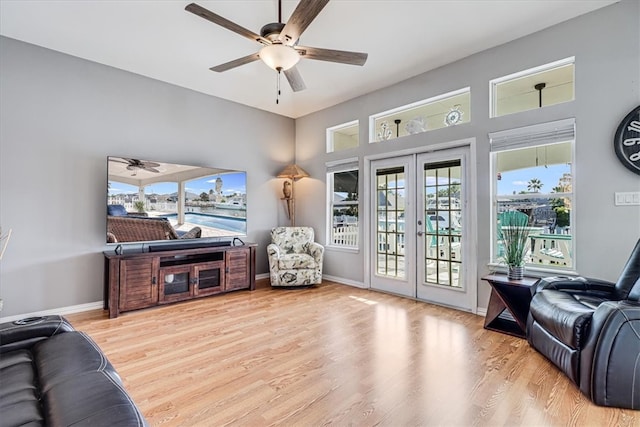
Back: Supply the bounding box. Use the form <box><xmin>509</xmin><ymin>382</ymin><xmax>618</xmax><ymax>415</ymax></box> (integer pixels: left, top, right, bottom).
<box><xmin>259</xmin><ymin>44</ymin><xmax>300</xmax><ymax>71</ymax></box>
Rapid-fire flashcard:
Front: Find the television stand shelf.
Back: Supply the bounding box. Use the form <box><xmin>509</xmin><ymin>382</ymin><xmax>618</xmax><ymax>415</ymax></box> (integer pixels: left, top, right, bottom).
<box><xmin>104</xmin><ymin>243</ymin><xmax>256</xmax><ymax>318</ymax></box>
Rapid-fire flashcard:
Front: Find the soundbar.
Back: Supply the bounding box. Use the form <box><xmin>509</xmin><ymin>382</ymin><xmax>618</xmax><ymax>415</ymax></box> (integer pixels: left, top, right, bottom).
<box><xmin>147</xmin><ymin>239</ymin><xmax>231</xmax><ymax>252</ymax></box>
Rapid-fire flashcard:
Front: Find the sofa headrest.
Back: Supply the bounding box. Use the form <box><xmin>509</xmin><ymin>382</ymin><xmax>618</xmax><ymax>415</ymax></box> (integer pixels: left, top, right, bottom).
<box><xmin>615</xmin><ymin>239</ymin><xmax>640</xmax><ymax>300</ymax></box>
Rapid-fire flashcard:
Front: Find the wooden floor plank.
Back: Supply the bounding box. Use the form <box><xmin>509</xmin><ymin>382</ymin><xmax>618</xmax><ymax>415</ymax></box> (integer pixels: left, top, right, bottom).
<box><xmin>66</xmin><ymin>280</ymin><xmax>639</xmax><ymax>426</ymax></box>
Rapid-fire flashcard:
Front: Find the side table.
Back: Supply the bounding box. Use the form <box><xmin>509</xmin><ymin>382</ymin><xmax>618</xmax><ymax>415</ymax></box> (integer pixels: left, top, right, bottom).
<box><xmin>482</xmin><ymin>274</ymin><xmax>539</xmax><ymax>338</ymax></box>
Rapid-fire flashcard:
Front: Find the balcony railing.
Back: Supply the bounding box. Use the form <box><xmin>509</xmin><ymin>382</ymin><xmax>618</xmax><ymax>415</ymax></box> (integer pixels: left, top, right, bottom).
<box><xmin>331</xmin><ymin>225</ymin><xmax>358</xmax><ymax>247</ymax></box>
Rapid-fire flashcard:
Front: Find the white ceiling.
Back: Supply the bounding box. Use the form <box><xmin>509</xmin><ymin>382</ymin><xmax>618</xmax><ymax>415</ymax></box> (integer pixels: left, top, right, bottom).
<box><xmin>0</xmin><ymin>0</ymin><xmax>617</xmax><ymax>119</ymax></box>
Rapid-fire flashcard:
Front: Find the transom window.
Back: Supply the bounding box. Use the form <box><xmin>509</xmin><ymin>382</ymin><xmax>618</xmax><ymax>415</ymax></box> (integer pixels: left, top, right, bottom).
<box><xmin>369</xmin><ymin>88</ymin><xmax>470</xmax><ymax>143</ymax></box>
<box><xmin>327</xmin><ymin>120</ymin><xmax>359</xmax><ymax>153</ymax></box>
<box><xmin>490</xmin><ymin>119</ymin><xmax>575</xmax><ymax>271</ymax></box>
<box><xmin>491</xmin><ymin>57</ymin><xmax>575</xmax><ymax>117</ymax></box>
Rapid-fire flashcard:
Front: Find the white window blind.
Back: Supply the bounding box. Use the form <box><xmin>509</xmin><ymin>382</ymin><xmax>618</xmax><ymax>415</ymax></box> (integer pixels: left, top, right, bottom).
<box><xmin>489</xmin><ymin>118</ymin><xmax>575</xmax><ymax>152</ymax></box>
<box><xmin>326</xmin><ymin>157</ymin><xmax>359</xmax><ymax>173</ymax></box>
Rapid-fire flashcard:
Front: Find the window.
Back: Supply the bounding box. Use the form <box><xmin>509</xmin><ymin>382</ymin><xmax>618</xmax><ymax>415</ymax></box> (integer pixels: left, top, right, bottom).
<box><xmin>490</xmin><ymin>119</ymin><xmax>575</xmax><ymax>270</ymax></box>
<box><xmin>327</xmin><ymin>160</ymin><xmax>359</xmax><ymax>248</ymax></box>
<box><xmin>327</xmin><ymin>120</ymin><xmax>359</xmax><ymax>153</ymax></box>
<box><xmin>376</xmin><ymin>166</ymin><xmax>405</xmax><ymax>276</ymax></box>
<box><xmin>369</xmin><ymin>88</ymin><xmax>470</xmax><ymax>143</ymax></box>
<box><xmin>491</xmin><ymin>57</ymin><xmax>575</xmax><ymax>117</ymax></box>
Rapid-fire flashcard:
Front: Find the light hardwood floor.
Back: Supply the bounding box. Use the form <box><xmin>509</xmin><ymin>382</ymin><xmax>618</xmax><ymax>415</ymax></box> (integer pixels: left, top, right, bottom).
<box><xmin>66</xmin><ymin>280</ymin><xmax>639</xmax><ymax>426</ymax></box>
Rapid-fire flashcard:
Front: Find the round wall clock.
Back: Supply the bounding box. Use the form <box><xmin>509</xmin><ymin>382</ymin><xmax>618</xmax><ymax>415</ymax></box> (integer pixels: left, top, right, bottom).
<box><xmin>614</xmin><ymin>105</ymin><xmax>640</xmax><ymax>175</ymax></box>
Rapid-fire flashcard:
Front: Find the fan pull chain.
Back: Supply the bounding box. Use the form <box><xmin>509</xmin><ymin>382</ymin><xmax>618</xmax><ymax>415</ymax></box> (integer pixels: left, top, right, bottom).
<box><xmin>276</xmin><ymin>68</ymin><xmax>282</xmax><ymax>104</ymax></box>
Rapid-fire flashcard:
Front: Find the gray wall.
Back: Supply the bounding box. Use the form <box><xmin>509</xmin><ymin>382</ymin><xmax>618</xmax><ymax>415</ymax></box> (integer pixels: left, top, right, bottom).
<box><xmin>0</xmin><ymin>37</ymin><xmax>295</xmax><ymax>317</ymax></box>
<box><xmin>295</xmin><ymin>0</ymin><xmax>640</xmax><ymax>309</ymax></box>
<box><xmin>1</xmin><ymin>1</ymin><xmax>638</xmax><ymax>318</ymax></box>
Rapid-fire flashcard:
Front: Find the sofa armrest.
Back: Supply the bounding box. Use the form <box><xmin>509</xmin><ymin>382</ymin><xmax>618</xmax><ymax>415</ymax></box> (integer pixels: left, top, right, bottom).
<box><xmin>579</xmin><ymin>300</ymin><xmax>640</xmax><ymax>409</ymax></box>
<box><xmin>0</xmin><ymin>315</ymin><xmax>74</xmax><ymax>354</ymax></box>
<box><xmin>535</xmin><ymin>276</ymin><xmax>616</xmax><ymax>294</ymax></box>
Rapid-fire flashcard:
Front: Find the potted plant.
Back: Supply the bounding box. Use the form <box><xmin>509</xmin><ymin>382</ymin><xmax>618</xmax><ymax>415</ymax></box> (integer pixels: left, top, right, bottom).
<box><xmin>133</xmin><ymin>201</ymin><xmax>146</xmax><ymax>213</ymax></box>
<box><xmin>499</xmin><ymin>211</ymin><xmax>531</xmax><ymax>280</ymax></box>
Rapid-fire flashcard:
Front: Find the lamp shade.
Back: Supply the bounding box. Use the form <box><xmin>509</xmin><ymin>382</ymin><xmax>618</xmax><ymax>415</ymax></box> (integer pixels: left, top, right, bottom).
<box><xmin>259</xmin><ymin>44</ymin><xmax>300</xmax><ymax>71</ymax></box>
<box><xmin>276</xmin><ymin>164</ymin><xmax>309</xmax><ymax>179</ymax></box>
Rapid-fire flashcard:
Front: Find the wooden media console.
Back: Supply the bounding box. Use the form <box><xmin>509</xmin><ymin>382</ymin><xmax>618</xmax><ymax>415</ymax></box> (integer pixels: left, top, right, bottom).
<box><xmin>104</xmin><ymin>243</ymin><xmax>256</xmax><ymax>318</ymax></box>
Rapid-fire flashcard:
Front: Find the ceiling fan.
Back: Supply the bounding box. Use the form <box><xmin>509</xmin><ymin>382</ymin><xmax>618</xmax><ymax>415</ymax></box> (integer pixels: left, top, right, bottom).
<box><xmin>110</xmin><ymin>158</ymin><xmax>161</xmax><ymax>174</ymax></box>
<box><xmin>185</xmin><ymin>0</ymin><xmax>368</xmax><ymax>96</ymax></box>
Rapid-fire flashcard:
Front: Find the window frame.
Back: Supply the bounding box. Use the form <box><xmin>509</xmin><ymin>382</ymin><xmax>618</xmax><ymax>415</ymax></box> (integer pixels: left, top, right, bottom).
<box><xmin>326</xmin><ymin>158</ymin><xmax>360</xmax><ymax>251</ymax></box>
<box><xmin>489</xmin><ymin>119</ymin><xmax>577</xmax><ymax>274</ymax></box>
<box><xmin>326</xmin><ymin>120</ymin><xmax>359</xmax><ymax>153</ymax></box>
<box><xmin>490</xmin><ymin>57</ymin><xmax>575</xmax><ymax>118</ymax></box>
<box><xmin>368</xmin><ymin>87</ymin><xmax>471</xmax><ymax>143</ymax></box>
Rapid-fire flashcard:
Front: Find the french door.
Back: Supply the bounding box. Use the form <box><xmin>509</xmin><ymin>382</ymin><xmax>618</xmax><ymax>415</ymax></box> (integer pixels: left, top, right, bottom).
<box><xmin>369</xmin><ymin>147</ymin><xmax>475</xmax><ymax>312</ymax></box>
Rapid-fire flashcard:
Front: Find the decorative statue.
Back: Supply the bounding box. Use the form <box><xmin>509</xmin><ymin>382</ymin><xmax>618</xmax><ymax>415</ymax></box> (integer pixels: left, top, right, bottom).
<box><xmin>282</xmin><ymin>180</ymin><xmax>292</xmax><ymax>199</ymax></box>
<box><xmin>377</xmin><ymin>121</ymin><xmax>393</xmax><ymax>141</ymax></box>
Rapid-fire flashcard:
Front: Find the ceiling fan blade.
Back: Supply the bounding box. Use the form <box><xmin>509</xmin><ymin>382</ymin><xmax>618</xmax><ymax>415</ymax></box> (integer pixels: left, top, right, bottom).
<box><xmin>296</xmin><ymin>46</ymin><xmax>368</xmax><ymax>66</ymax></box>
<box><xmin>284</xmin><ymin>66</ymin><xmax>306</xmax><ymax>92</ymax></box>
<box><xmin>210</xmin><ymin>53</ymin><xmax>261</xmax><ymax>72</ymax></box>
<box><xmin>278</xmin><ymin>0</ymin><xmax>330</xmax><ymax>46</ymax></box>
<box><xmin>185</xmin><ymin>3</ymin><xmax>270</xmax><ymax>46</ymax></box>
<box><xmin>110</xmin><ymin>158</ymin><xmax>130</xmax><ymax>165</ymax></box>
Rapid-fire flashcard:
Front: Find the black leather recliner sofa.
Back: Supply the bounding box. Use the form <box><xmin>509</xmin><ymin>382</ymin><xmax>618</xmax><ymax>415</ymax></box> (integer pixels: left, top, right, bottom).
<box><xmin>0</xmin><ymin>315</ymin><xmax>148</xmax><ymax>426</ymax></box>
<box><xmin>527</xmin><ymin>238</ymin><xmax>640</xmax><ymax>409</ymax></box>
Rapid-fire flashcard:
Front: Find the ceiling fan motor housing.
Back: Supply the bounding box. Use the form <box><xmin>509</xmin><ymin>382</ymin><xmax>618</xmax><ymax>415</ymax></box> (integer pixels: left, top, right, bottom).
<box><xmin>261</xmin><ymin>22</ymin><xmax>286</xmax><ymax>42</ymax></box>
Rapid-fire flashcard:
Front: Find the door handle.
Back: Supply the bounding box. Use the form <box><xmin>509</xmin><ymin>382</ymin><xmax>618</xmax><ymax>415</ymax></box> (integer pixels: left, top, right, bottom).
<box><xmin>417</xmin><ymin>231</ymin><xmax>424</xmax><ymax>236</ymax></box>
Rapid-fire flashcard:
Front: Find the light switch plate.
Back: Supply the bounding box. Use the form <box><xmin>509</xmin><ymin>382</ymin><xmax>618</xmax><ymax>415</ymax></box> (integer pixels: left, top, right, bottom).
<box><xmin>615</xmin><ymin>191</ymin><xmax>640</xmax><ymax>206</ymax></box>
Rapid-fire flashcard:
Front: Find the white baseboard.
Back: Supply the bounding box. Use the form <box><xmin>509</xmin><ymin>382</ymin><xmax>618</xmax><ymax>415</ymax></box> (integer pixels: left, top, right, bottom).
<box><xmin>323</xmin><ymin>275</ymin><xmax>488</xmax><ymax>317</ymax></box>
<box><xmin>0</xmin><ymin>290</ymin><xmax>488</xmax><ymax>324</ymax></box>
<box><xmin>322</xmin><ymin>274</ymin><xmax>367</xmax><ymax>289</ymax></box>
<box><xmin>256</xmin><ymin>272</ymin><xmax>270</xmax><ymax>280</ymax></box>
<box><xmin>0</xmin><ymin>274</ymin><xmax>352</xmax><ymax>323</ymax></box>
<box><xmin>0</xmin><ymin>301</ymin><xmax>104</xmax><ymax>324</ymax></box>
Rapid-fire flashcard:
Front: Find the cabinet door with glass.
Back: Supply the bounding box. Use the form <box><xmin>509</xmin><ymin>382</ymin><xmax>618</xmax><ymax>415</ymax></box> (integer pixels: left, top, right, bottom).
<box><xmin>159</xmin><ymin>265</ymin><xmax>194</xmax><ymax>303</ymax></box>
<box><xmin>194</xmin><ymin>261</ymin><xmax>225</xmax><ymax>296</ymax></box>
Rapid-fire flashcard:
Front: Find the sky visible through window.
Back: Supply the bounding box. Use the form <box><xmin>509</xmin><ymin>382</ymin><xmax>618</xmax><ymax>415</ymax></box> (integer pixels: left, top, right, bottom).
<box><xmin>109</xmin><ymin>172</ymin><xmax>246</xmax><ymax>196</ymax></box>
<box><xmin>497</xmin><ymin>164</ymin><xmax>570</xmax><ymax>195</ymax></box>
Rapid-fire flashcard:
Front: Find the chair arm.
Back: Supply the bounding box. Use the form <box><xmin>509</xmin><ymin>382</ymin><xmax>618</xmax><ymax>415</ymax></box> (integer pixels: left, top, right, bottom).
<box><xmin>534</xmin><ymin>276</ymin><xmax>615</xmax><ymax>294</ymax></box>
<box><xmin>0</xmin><ymin>315</ymin><xmax>74</xmax><ymax>354</ymax></box>
<box><xmin>179</xmin><ymin>226</ymin><xmax>202</xmax><ymax>239</ymax></box>
<box><xmin>308</xmin><ymin>242</ymin><xmax>324</xmax><ymax>263</ymax></box>
<box><xmin>267</xmin><ymin>243</ymin><xmax>281</xmax><ymax>258</ymax></box>
<box><xmin>579</xmin><ymin>300</ymin><xmax>640</xmax><ymax>409</ymax></box>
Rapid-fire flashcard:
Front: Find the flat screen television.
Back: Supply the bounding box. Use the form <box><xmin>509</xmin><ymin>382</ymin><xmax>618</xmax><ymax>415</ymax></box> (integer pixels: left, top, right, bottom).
<box><xmin>107</xmin><ymin>156</ymin><xmax>247</xmax><ymax>247</ymax></box>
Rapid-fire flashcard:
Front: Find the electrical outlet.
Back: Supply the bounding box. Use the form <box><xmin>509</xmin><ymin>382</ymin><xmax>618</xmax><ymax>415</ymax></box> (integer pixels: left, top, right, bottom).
<box><xmin>615</xmin><ymin>191</ymin><xmax>640</xmax><ymax>206</ymax></box>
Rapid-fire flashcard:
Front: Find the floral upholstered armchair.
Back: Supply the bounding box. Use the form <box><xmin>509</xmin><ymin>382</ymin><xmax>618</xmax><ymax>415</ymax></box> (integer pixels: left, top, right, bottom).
<box><xmin>267</xmin><ymin>227</ymin><xmax>324</xmax><ymax>287</ymax></box>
